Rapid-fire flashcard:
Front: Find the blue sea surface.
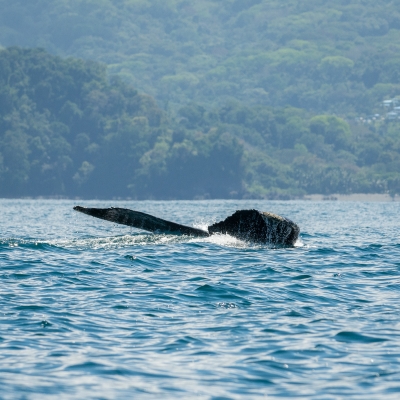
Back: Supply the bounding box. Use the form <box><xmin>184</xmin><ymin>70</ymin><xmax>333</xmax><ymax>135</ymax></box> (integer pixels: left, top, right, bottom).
<box><xmin>1</xmin><ymin>199</ymin><xmax>400</xmax><ymax>399</ymax></box>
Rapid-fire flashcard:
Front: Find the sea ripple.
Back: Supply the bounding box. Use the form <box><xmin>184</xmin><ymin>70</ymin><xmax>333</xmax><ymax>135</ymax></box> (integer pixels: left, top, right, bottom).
<box><xmin>0</xmin><ymin>199</ymin><xmax>400</xmax><ymax>399</ymax></box>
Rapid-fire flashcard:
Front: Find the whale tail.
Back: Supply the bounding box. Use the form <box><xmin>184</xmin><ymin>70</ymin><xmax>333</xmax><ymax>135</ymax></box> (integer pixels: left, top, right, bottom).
<box><xmin>73</xmin><ymin>206</ymin><xmax>210</xmax><ymax>237</ymax></box>
<box><xmin>208</xmin><ymin>209</ymin><xmax>299</xmax><ymax>246</ymax></box>
<box><xmin>74</xmin><ymin>206</ymin><xmax>299</xmax><ymax>246</ymax></box>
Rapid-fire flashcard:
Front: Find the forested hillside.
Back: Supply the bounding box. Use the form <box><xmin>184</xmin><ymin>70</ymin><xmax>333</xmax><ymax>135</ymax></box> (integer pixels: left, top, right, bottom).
<box><xmin>0</xmin><ymin>0</ymin><xmax>400</xmax><ymax>113</ymax></box>
<box><xmin>1</xmin><ymin>1</ymin><xmax>400</xmax><ymax>198</ymax></box>
<box><xmin>1</xmin><ymin>48</ymin><xmax>399</xmax><ymax>199</ymax></box>
<box><xmin>0</xmin><ymin>47</ymin><xmax>243</xmax><ymax>198</ymax></box>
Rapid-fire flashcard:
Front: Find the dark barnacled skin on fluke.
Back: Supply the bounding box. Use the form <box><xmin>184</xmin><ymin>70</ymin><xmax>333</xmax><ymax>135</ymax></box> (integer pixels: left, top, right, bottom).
<box><xmin>208</xmin><ymin>210</ymin><xmax>299</xmax><ymax>246</ymax></box>
<box><xmin>73</xmin><ymin>206</ymin><xmax>300</xmax><ymax>246</ymax></box>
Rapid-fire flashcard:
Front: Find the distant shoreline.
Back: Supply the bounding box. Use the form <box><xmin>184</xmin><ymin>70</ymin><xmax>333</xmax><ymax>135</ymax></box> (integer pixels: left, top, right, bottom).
<box><xmin>0</xmin><ymin>194</ymin><xmax>399</xmax><ymax>202</ymax></box>
<box><xmin>303</xmin><ymin>194</ymin><xmax>399</xmax><ymax>202</ymax></box>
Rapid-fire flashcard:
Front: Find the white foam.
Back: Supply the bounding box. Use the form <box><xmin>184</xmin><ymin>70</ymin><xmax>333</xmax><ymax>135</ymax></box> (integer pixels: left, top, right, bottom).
<box><xmin>189</xmin><ymin>232</ymin><xmax>253</xmax><ymax>248</ymax></box>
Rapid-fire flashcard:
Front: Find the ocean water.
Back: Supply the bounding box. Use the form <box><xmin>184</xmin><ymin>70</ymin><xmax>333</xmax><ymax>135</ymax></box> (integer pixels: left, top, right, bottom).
<box><xmin>1</xmin><ymin>199</ymin><xmax>400</xmax><ymax>399</ymax></box>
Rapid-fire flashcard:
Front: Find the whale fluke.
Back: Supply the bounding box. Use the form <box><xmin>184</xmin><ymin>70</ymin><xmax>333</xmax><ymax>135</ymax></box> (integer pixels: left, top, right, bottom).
<box><xmin>73</xmin><ymin>206</ymin><xmax>210</xmax><ymax>237</ymax></box>
<box><xmin>208</xmin><ymin>210</ymin><xmax>299</xmax><ymax>246</ymax></box>
<box><xmin>73</xmin><ymin>206</ymin><xmax>299</xmax><ymax>246</ymax></box>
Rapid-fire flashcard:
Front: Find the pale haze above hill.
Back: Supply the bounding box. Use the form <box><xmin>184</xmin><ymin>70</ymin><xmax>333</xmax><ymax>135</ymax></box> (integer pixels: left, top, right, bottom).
<box><xmin>1</xmin><ymin>0</ymin><xmax>400</xmax><ymax>113</ymax></box>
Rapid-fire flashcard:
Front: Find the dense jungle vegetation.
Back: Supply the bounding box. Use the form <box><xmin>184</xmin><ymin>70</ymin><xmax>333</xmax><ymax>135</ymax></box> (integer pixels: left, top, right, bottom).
<box><xmin>0</xmin><ymin>47</ymin><xmax>399</xmax><ymax>199</ymax></box>
<box><xmin>0</xmin><ymin>1</ymin><xmax>400</xmax><ymax>198</ymax></box>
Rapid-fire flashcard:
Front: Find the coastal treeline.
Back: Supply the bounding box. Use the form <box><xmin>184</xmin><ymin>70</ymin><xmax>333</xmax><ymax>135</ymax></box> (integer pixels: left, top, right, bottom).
<box><xmin>1</xmin><ymin>0</ymin><xmax>400</xmax><ymax>114</ymax></box>
<box><xmin>0</xmin><ymin>47</ymin><xmax>399</xmax><ymax>199</ymax></box>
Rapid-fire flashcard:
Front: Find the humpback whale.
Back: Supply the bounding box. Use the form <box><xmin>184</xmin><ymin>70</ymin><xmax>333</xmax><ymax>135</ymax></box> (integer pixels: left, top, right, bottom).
<box><xmin>74</xmin><ymin>206</ymin><xmax>300</xmax><ymax>246</ymax></box>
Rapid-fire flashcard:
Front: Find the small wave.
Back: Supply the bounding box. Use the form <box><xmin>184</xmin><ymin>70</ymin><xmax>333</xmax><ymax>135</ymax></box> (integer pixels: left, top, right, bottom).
<box><xmin>191</xmin><ymin>232</ymin><xmax>250</xmax><ymax>248</ymax></box>
<box><xmin>0</xmin><ymin>239</ymin><xmax>59</xmax><ymax>251</ymax></box>
<box><xmin>53</xmin><ymin>234</ymin><xmax>188</xmax><ymax>249</ymax></box>
<box><xmin>54</xmin><ymin>232</ymin><xmax>259</xmax><ymax>250</ymax></box>
<box><xmin>2</xmin><ymin>231</ymin><xmax>303</xmax><ymax>251</ymax></box>
<box><xmin>334</xmin><ymin>331</ymin><xmax>387</xmax><ymax>343</ymax></box>
<box><xmin>52</xmin><ymin>232</ymin><xmax>249</xmax><ymax>250</ymax></box>
<box><xmin>294</xmin><ymin>238</ymin><xmax>305</xmax><ymax>247</ymax></box>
